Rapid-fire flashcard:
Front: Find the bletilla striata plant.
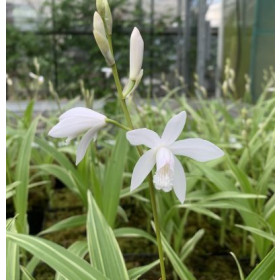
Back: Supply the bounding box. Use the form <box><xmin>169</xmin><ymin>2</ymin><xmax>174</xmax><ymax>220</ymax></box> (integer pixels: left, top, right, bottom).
<box><xmin>47</xmin><ymin>1</ymin><xmax>224</xmax><ymax>279</ymax></box>
<box><xmin>48</xmin><ymin>0</ymin><xmax>225</xmax><ymax>203</ymax></box>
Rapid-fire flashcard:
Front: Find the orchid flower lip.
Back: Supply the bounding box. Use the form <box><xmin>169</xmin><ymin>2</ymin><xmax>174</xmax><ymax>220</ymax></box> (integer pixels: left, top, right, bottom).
<box><xmin>126</xmin><ymin>111</ymin><xmax>224</xmax><ymax>203</ymax></box>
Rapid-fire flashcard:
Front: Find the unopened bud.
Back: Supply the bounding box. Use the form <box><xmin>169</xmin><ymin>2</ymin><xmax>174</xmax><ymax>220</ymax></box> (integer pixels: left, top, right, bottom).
<box><xmin>33</xmin><ymin>57</ymin><xmax>40</xmax><ymax>73</ymax></box>
<box><xmin>104</xmin><ymin>0</ymin><xmax>112</xmax><ymax>35</ymax></box>
<box><xmin>96</xmin><ymin>0</ymin><xmax>105</xmax><ymax>18</ymax></box>
<box><xmin>94</xmin><ymin>11</ymin><xmax>106</xmax><ymax>36</ymax></box>
<box><xmin>129</xmin><ymin>27</ymin><xmax>144</xmax><ymax>80</ymax></box>
<box><xmin>93</xmin><ymin>12</ymin><xmax>115</xmax><ymax>66</ymax></box>
<box><xmin>96</xmin><ymin>0</ymin><xmax>112</xmax><ymax>35</ymax></box>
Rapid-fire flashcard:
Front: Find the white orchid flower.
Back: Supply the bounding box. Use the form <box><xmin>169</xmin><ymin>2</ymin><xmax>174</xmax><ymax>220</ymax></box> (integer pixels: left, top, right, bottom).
<box><xmin>48</xmin><ymin>107</ymin><xmax>106</xmax><ymax>165</ymax></box>
<box><xmin>126</xmin><ymin>111</ymin><xmax>224</xmax><ymax>203</ymax></box>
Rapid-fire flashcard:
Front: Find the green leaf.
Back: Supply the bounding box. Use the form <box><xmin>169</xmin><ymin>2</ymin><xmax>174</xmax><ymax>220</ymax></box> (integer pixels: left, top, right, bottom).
<box><xmin>114</xmin><ymin>227</ymin><xmax>156</xmax><ymax>244</ymax></box>
<box><xmin>256</xmin><ymin>157</ymin><xmax>275</xmax><ymax>194</ymax></box>
<box><xmin>23</xmin><ymin>99</ymin><xmax>34</xmax><ymax>128</ymax></box>
<box><xmin>151</xmin><ymin>223</ymin><xmax>196</xmax><ymax>280</ymax></box>
<box><xmin>128</xmin><ymin>259</ymin><xmax>160</xmax><ymax>280</ymax></box>
<box><xmin>235</xmin><ymin>224</ymin><xmax>275</xmax><ymax>242</ymax></box>
<box><xmin>194</xmin><ymin>163</ymin><xmax>236</xmax><ymax>192</ymax></box>
<box><xmin>66</xmin><ymin>241</ymin><xmax>88</xmax><ymax>258</ymax></box>
<box><xmin>22</xmin><ymin>257</ymin><xmax>40</xmax><ymax>280</ymax></box>
<box><xmin>38</xmin><ymin>215</ymin><xmax>86</xmax><ymax>236</ymax></box>
<box><xmin>20</xmin><ymin>266</ymin><xmax>36</xmax><ymax>280</ymax></box>
<box><xmin>35</xmin><ymin>138</ymin><xmax>76</xmax><ymax>173</ymax></box>
<box><xmin>15</xmin><ymin>117</ymin><xmax>38</xmax><ymax>233</ymax></box>
<box><xmin>230</xmin><ymin>252</ymin><xmax>244</xmax><ymax>280</ymax></box>
<box><xmin>102</xmin><ymin>131</ymin><xmax>129</xmax><ymax>227</ymax></box>
<box><xmin>87</xmin><ymin>191</ymin><xmax>129</xmax><ymax>280</ymax></box>
<box><xmin>180</xmin><ymin>229</ymin><xmax>205</xmax><ymax>261</ymax></box>
<box><xmin>55</xmin><ymin>241</ymin><xmax>88</xmax><ymax>280</ymax></box>
<box><xmin>226</xmin><ymin>154</ymin><xmax>253</xmax><ymax>194</ymax></box>
<box><xmin>201</xmin><ymin>191</ymin><xmax>266</xmax><ymax>201</ymax></box>
<box><xmin>35</xmin><ymin>138</ymin><xmax>87</xmax><ymax>204</ymax></box>
<box><xmin>6</xmin><ymin>219</ymin><xmax>20</xmax><ymax>280</ymax></box>
<box><xmin>6</xmin><ymin>232</ymin><xmax>108</xmax><ymax>280</ymax></box>
<box><xmin>37</xmin><ymin>164</ymin><xmax>79</xmax><ymax>194</ymax></box>
<box><xmin>245</xmin><ymin>247</ymin><xmax>275</xmax><ymax>280</ymax></box>
<box><xmin>6</xmin><ymin>181</ymin><xmax>21</xmax><ymax>199</ymax></box>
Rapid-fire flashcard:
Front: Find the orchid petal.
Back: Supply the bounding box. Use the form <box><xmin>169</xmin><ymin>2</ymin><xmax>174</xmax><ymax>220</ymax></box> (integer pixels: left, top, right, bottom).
<box><xmin>173</xmin><ymin>156</ymin><xmax>186</xmax><ymax>203</ymax></box>
<box><xmin>130</xmin><ymin>149</ymin><xmax>156</xmax><ymax>191</ymax></box>
<box><xmin>156</xmin><ymin>147</ymin><xmax>174</xmax><ymax>171</ymax></box>
<box><xmin>59</xmin><ymin>107</ymin><xmax>105</xmax><ymax>121</ymax></box>
<box><xmin>170</xmin><ymin>138</ymin><xmax>224</xmax><ymax>162</ymax></box>
<box><xmin>48</xmin><ymin>117</ymin><xmax>98</xmax><ymax>138</ymax></box>
<box><xmin>126</xmin><ymin>128</ymin><xmax>161</xmax><ymax>148</ymax></box>
<box><xmin>49</xmin><ymin>108</ymin><xmax>106</xmax><ymax>139</ymax></box>
<box><xmin>161</xmin><ymin>111</ymin><xmax>187</xmax><ymax>145</ymax></box>
<box><xmin>76</xmin><ymin>128</ymin><xmax>98</xmax><ymax>165</ymax></box>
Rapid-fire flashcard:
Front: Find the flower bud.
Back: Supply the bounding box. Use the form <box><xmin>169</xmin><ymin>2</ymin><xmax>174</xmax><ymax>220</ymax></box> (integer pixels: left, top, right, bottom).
<box><xmin>129</xmin><ymin>27</ymin><xmax>144</xmax><ymax>80</ymax></box>
<box><xmin>96</xmin><ymin>0</ymin><xmax>105</xmax><ymax>18</ymax></box>
<box><xmin>104</xmin><ymin>0</ymin><xmax>112</xmax><ymax>35</ymax></box>
<box><xmin>94</xmin><ymin>11</ymin><xmax>106</xmax><ymax>36</ymax></box>
<box><xmin>93</xmin><ymin>12</ymin><xmax>115</xmax><ymax>66</ymax></box>
<box><xmin>96</xmin><ymin>0</ymin><xmax>112</xmax><ymax>35</ymax></box>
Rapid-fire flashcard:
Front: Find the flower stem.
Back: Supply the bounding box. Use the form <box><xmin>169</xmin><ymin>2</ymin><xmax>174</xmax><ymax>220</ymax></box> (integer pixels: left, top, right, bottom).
<box><xmin>111</xmin><ymin>64</ymin><xmax>134</xmax><ymax>129</ymax></box>
<box><xmin>106</xmin><ymin>118</ymin><xmax>131</xmax><ymax>131</ymax></box>
<box><xmin>110</xmin><ymin>42</ymin><xmax>166</xmax><ymax>280</ymax></box>
<box><xmin>147</xmin><ymin>174</ymin><xmax>167</xmax><ymax>280</ymax></box>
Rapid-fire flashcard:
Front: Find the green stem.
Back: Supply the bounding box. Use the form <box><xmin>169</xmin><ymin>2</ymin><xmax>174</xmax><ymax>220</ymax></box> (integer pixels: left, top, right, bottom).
<box><xmin>111</xmin><ymin>64</ymin><xmax>134</xmax><ymax>128</ymax></box>
<box><xmin>147</xmin><ymin>174</ymin><xmax>167</xmax><ymax>280</ymax></box>
<box><xmin>106</xmin><ymin>118</ymin><xmax>131</xmax><ymax>131</ymax></box>
<box><xmin>110</xmin><ymin>45</ymin><xmax>166</xmax><ymax>280</ymax></box>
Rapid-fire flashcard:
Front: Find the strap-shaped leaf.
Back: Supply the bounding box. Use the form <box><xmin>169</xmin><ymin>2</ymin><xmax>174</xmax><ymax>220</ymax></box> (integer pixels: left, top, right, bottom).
<box><xmin>151</xmin><ymin>222</ymin><xmax>196</xmax><ymax>280</ymax></box>
<box><xmin>245</xmin><ymin>248</ymin><xmax>275</xmax><ymax>280</ymax></box>
<box><xmin>6</xmin><ymin>219</ymin><xmax>20</xmax><ymax>280</ymax></box>
<box><xmin>87</xmin><ymin>191</ymin><xmax>129</xmax><ymax>279</ymax></box>
<box><xmin>56</xmin><ymin>241</ymin><xmax>89</xmax><ymax>280</ymax></box>
<box><xmin>102</xmin><ymin>131</ymin><xmax>128</xmax><ymax>226</ymax></box>
<box><xmin>15</xmin><ymin>117</ymin><xmax>38</xmax><ymax>233</ymax></box>
<box><xmin>38</xmin><ymin>215</ymin><xmax>86</xmax><ymax>236</ymax></box>
<box><xmin>6</xmin><ymin>232</ymin><xmax>108</xmax><ymax>280</ymax></box>
<box><xmin>128</xmin><ymin>259</ymin><xmax>160</xmax><ymax>280</ymax></box>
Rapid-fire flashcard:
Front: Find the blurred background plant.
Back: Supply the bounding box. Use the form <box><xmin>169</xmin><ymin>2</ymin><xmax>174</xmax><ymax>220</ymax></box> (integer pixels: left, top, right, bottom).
<box><xmin>7</xmin><ymin>0</ymin><xmax>274</xmax><ymax>101</ymax></box>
